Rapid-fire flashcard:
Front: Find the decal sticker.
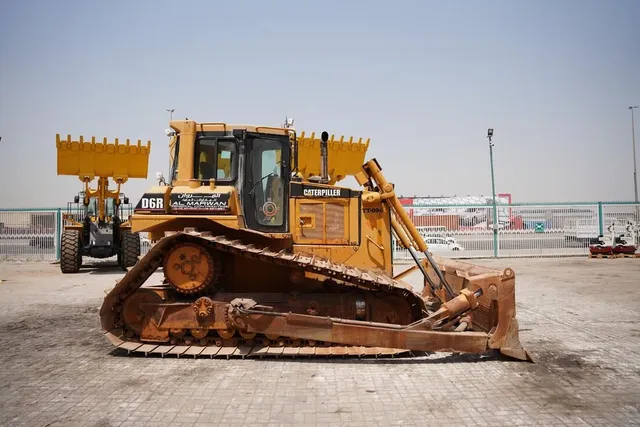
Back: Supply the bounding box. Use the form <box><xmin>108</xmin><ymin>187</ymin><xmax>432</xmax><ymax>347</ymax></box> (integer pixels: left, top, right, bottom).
<box><xmin>262</xmin><ymin>200</ymin><xmax>279</xmax><ymax>217</ymax></box>
<box><xmin>290</xmin><ymin>183</ymin><xmax>358</xmax><ymax>198</ymax></box>
<box><xmin>303</xmin><ymin>188</ymin><xmax>342</xmax><ymax>197</ymax></box>
<box><xmin>134</xmin><ymin>194</ymin><xmax>165</xmax><ymax>211</ymax></box>
<box><xmin>363</xmin><ymin>207</ymin><xmax>384</xmax><ymax>213</ymax></box>
<box><xmin>170</xmin><ymin>193</ymin><xmax>231</xmax><ymax>212</ymax></box>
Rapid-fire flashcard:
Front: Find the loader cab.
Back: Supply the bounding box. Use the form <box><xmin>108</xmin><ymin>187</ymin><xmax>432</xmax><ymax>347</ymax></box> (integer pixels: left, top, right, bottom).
<box><xmin>85</xmin><ymin>196</ymin><xmax>99</xmax><ymax>222</ymax></box>
<box><xmin>85</xmin><ymin>197</ymin><xmax>109</xmax><ymax>224</ymax></box>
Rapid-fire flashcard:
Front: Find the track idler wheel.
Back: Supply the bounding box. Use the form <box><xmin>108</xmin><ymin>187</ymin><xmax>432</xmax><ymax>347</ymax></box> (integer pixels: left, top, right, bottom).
<box><xmin>163</xmin><ymin>243</ymin><xmax>218</xmax><ymax>294</ymax></box>
<box><xmin>122</xmin><ymin>289</ymin><xmax>164</xmax><ymax>335</ymax></box>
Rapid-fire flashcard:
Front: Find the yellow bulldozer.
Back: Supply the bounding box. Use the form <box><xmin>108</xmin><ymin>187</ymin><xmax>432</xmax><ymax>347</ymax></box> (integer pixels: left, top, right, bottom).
<box><xmin>56</xmin><ymin>134</ymin><xmax>151</xmax><ymax>273</ymax></box>
<box><xmin>99</xmin><ymin>120</ymin><xmax>530</xmax><ymax>361</ymax></box>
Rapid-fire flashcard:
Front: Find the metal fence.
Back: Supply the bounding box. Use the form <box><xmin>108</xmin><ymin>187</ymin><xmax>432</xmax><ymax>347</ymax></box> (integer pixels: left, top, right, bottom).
<box><xmin>0</xmin><ymin>208</ymin><xmax>151</xmax><ymax>262</ymax></box>
<box><xmin>0</xmin><ymin>209</ymin><xmax>60</xmax><ymax>261</ymax></box>
<box><xmin>393</xmin><ymin>202</ymin><xmax>640</xmax><ymax>261</ymax></box>
<box><xmin>1</xmin><ymin>202</ymin><xmax>639</xmax><ymax>262</ymax></box>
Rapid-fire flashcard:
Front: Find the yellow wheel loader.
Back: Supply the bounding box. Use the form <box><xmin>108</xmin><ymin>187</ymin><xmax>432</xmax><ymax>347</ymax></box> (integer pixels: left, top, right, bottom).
<box><xmin>56</xmin><ymin>134</ymin><xmax>151</xmax><ymax>273</ymax></box>
<box><xmin>99</xmin><ymin>120</ymin><xmax>530</xmax><ymax>361</ymax></box>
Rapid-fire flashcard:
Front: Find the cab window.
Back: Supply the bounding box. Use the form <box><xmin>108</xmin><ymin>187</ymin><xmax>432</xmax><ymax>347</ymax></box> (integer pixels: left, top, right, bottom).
<box><xmin>194</xmin><ymin>138</ymin><xmax>236</xmax><ymax>182</ymax></box>
<box><xmin>105</xmin><ymin>198</ymin><xmax>115</xmax><ymax>217</ymax></box>
<box><xmin>216</xmin><ymin>140</ymin><xmax>235</xmax><ymax>180</ymax></box>
<box><xmin>170</xmin><ymin>137</ymin><xmax>180</xmax><ymax>183</ymax></box>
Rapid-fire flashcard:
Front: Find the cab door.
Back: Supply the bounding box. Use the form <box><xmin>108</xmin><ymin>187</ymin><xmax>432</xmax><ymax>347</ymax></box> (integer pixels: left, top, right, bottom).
<box><xmin>242</xmin><ymin>134</ymin><xmax>290</xmax><ymax>233</ymax></box>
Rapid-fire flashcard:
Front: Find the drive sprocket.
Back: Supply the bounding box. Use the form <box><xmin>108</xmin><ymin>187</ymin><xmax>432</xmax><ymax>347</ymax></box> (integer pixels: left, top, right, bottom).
<box><xmin>163</xmin><ymin>242</ymin><xmax>219</xmax><ymax>294</ymax></box>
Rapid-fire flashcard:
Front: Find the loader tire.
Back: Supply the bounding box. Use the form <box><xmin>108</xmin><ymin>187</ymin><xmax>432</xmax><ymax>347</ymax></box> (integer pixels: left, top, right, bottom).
<box><xmin>120</xmin><ymin>231</ymin><xmax>141</xmax><ymax>269</ymax></box>
<box><xmin>60</xmin><ymin>230</ymin><xmax>82</xmax><ymax>274</ymax></box>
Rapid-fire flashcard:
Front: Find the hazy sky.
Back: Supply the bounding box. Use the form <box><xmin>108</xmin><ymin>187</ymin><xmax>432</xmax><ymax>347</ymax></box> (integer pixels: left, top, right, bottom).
<box><xmin>1</xmin><ymin>0</ymin><xmax>639</xmax><ymax>208</ymax></box>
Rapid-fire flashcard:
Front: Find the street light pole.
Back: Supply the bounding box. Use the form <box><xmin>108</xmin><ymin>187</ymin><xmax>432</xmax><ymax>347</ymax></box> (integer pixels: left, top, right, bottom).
<box><xmin>487</xmin><ymin>128</ymin><xmax>498</xmax><ymax>257</ymax></box>
<box><xmin>166</xmin><ymin>108</ymin><xmax>175</xmax><ymax>122</ymax></box>
<box><xmin>630</xmin><ymin>106</ymin><xmax>639</xmax><ymax>203</ymax></box>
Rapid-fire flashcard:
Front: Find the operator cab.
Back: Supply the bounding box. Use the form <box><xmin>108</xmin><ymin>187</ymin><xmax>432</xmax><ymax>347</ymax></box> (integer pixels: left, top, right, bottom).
<box><xmin>191</xmin><ymin>129</ymin><xmax>290</xmax><ymax>233</ymax></box>
<box><xmin>143</xmin><ymin>122</ymin><xmax>292</xmax><ymax>234</ymax></box>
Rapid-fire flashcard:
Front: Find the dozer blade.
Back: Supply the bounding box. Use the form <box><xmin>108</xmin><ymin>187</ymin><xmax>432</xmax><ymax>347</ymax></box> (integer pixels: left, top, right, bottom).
<box><xmin>56</xmin><ymin>134</ymin><xmax>151</xmax><ymax>181</ymax></box>
<box><xmin>390</xmin><ymin>255</ymin><xmax>530</xmax><ymax>361</ymax></box>
<box><xmin>426</xmin><ymin>255</ymin><xmax>530</xmax><ymax>361</ymax></box>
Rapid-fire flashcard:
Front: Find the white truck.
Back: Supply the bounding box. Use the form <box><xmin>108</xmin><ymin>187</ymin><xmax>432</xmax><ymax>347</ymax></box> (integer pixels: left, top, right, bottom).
<box><xmin>416</xmin><ymin>226</ymin><xmax>456</xmax><ymax>244</ymax></box>
<box><xmin>564</xmin><ymin>218</ymin><xmax>600</xmax><ymax>243</ymax></box>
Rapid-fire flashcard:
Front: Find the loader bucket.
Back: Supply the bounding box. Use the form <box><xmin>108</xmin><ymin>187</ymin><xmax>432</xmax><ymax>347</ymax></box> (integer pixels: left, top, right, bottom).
<box><xmin>295</xmin><ymin>132</ymin><xmax>370</xmax><ymax>184</ymax></box>
<box><xmin>423</xmin><ymin>255</ymin><xmax>531</xmax><ymax>361</ymax></box>
<box><xmin>56</xmin><ymin>134</ymin><xmax>151</xmax><ymax>181</ymax></box>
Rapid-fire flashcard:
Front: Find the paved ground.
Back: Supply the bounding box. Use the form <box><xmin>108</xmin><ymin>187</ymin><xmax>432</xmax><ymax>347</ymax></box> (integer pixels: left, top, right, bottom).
<box><xmin>0</xmin><ymin>257</ymin><xmax>639</xmax><ymax>426</ymax></box>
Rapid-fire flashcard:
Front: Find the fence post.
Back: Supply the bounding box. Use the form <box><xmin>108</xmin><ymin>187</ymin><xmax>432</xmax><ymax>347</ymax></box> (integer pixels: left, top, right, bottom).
<box><xmin>597</xmin><ymin>202</ymin><xmax>603</xmax><ymax>237</ymax></box>
<box><xmin>391</xmin><ymin>235</ymin><xmax>394</xmax><ymax>262</ymax></box>
<box><xmin>492</xmin><ymin>203</ymin><xmax>499</xmax><ymax>258</ymax></box>
<box><xmin>55</xmin><ymin>208</ymin><xmax>61</xmax><ymax>261</ymax></box>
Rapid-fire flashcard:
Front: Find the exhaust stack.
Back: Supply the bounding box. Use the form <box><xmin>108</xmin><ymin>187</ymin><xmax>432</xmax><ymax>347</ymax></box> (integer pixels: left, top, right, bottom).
<box><xmin>320</xmin><ymin>131</ymin><xmax>329</xmax><ymax>184</ymax></box>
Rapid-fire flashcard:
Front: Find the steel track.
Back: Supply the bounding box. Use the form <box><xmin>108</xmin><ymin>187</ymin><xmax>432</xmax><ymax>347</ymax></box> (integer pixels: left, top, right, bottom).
<box><xmin>104</xmin><ymin>330</ymin><xmax>424</xmax><ymax>359</ymax></box>
<box><xmin>100</xmin><ymin>230</ymin><xmax>432</xmax><ymax>359</ymax></box>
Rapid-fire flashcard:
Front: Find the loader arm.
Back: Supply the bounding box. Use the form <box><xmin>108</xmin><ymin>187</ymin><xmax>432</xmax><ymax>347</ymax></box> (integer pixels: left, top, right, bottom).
<box><xmin>82</xmin><ymin>177</ymin><xmax>122</xmax><ymax>222</ymax></box>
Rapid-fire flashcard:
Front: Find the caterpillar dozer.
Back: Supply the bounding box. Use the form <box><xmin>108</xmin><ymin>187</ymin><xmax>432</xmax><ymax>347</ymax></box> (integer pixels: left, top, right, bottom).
<box><xmin>56</xmin><ymin>134</ymin><xmax>151</xmax><ymax>273</ymax></box>
<box><xmin>99</xmin><ymin>120</ymin><xmax>530</xmax><ymax>361</ymax></box>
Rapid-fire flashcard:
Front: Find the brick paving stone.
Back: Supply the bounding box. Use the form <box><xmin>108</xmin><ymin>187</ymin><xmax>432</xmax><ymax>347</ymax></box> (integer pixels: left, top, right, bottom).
<box><xmin>1</xmin><ymin>259</ymin><xmax>640</xmax><ymax>426</ymax></box>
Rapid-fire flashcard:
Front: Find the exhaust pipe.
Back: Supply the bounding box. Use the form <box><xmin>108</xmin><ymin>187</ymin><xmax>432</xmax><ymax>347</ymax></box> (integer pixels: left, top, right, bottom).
<box><xmin>320</xmin><ymin>131</ymin><xmax>329</xmax><ymax>184</ymax></box>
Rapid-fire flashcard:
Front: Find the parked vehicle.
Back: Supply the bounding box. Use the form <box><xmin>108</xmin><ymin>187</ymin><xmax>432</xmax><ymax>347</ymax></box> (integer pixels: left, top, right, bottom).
<box><xmin>417</xmin><ymin>228</ymin><xmax>456</xmax><ymax>244</ymax></box>
<box><xmin>425</xmin><ymin>236</ymin><xmax>464</xmax><ymax>251</ymax></box>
